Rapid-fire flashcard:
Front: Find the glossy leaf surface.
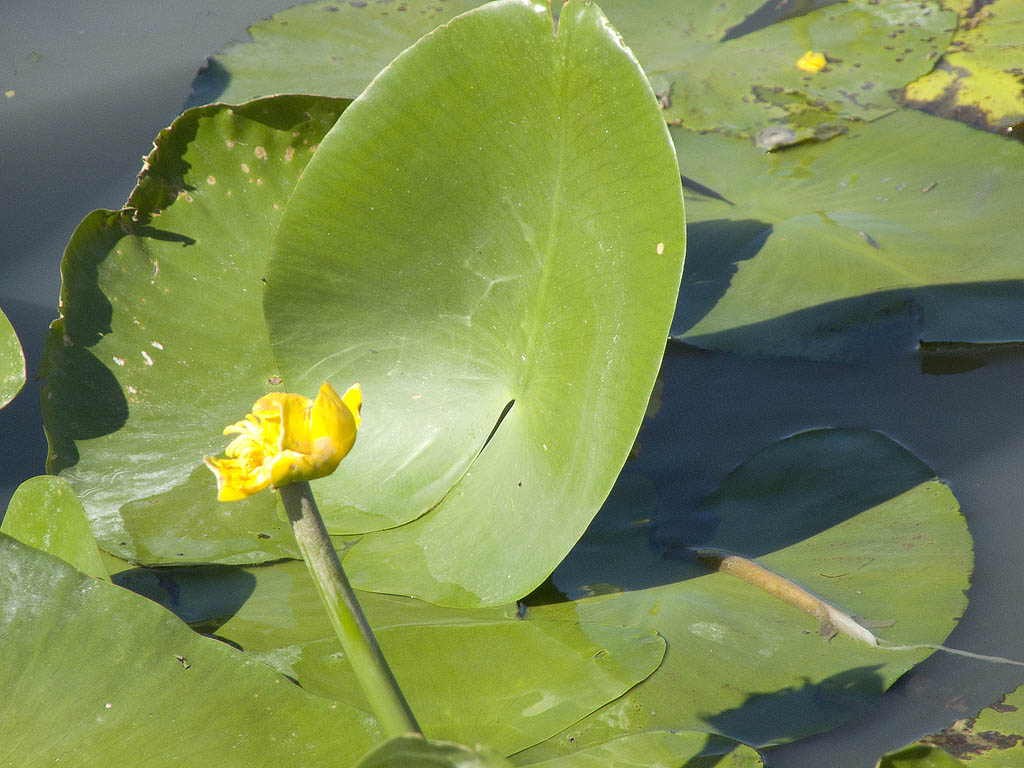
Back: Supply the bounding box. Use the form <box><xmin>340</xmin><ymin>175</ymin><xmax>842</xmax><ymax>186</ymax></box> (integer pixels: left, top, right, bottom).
<box><xmin>518</xmin><ymin>731</ymin><xmax>764</xmax><ymax>767</ymax></box>
<box><xmin>265</xmin><ymin>0</ymin><xmax>685</xmax><ymax>605</ymax></box>
<box><xmin>119</xmin><ymin>557</ymin><xmax>666</xmax><ymax>756</ymax></box>
<box><xmin>2</xmin><ymin>475</ymin><xmax>109</xmax><ymax>580</ymax></box>
<box><xmin>354</xmin><ymin>735</ymin><xmax>514</xmax><ymax>768</ymax></box>
<box><xmin>0</xmin><ymin>534</ymin><xmax>380</xmax><ymax>767</ymax></box>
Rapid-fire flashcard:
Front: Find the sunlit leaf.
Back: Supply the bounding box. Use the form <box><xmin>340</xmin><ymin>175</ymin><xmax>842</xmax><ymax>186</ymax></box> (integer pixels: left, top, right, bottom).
<box><xmin>40</xmin><ymin>96</ymin><xmax>348</xmax><ymax>564</ymax></box>
<box><xmin>265</xmin><ymin>0</ymin><xmax>685</xmax><ymax>605</ymax></box>
<box><xmin>2</xmin><ymin>475</ymin><xmax>108</xmax><ymax>581</ymax></box>
<box><xmin>354</xmin><ymin>735</ymin><xmax>514</xmax><ymax>768</ymax></box>
<box><xmin>0</xmin><ymin>305</ymin><xmax>24</xmax><ymax>408</ymax></box>
<box><xmin>0</xmin><ymin>534</ymin><xmax>380</xmax><ymax>767</ymax></box>
<box><xmin>516</xmin><ymin>730</ymin><xmax>764</xmax><ymax>767</ymax></box>
<box><xmin>599</xmin><ymin>0</ymin><xmax>955</xmax><ymax>146</ymax></box>
<box><xmin>901</xmin><ymin>0</ymin><xmax>1024</xmax><ymax>134</ymax></box>
<box><xmin>117</xmin><ymin>557</ymin><xmax>666</xmax><ymax>756</ymax></box>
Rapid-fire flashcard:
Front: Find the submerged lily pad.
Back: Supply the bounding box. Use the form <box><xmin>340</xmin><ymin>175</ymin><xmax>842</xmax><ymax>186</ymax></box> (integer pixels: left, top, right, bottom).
<box><xmin>40</xmin><ymin>95</ymin><xmax>348</xmax><ymax>564</ymax></box>
<box><xmin>514</xmin><ymin>429</ymin><xmax>972</xmax><ymax>758</ymax></box>
<box><xmin>265</xmin><ymin>0</ymin><xmax>685</xmax><ymax>605</ymax></box>
<box><xmin>901</xmin><ymin>0</ymin><xmax>1024</xmax><ymax>135</ymax></box>
<box><xmin>0</xmin><ymin>305</ymin><xmax>24</xmax><ymax>408</ymax></box>
<box><xmin>599</xmin><ymin>0</ymin><xmax>955</xmax><ymax>145</ymax></box>
<box><xmin>0</xmin><ymin>534</ymin><xmax>381</xmax><ymax>766</ymax></box>
<box><xmin>673</xmin><ymin>108</ymin><xmax>1024</xmax><ymax>359</ymax></box>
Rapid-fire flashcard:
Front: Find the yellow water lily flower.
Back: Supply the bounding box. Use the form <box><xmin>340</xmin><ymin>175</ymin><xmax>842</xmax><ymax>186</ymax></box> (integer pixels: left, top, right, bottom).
<box><xmin>205</xmin><ymin>381</ymin><xmax>362</xmax><ymax>501</ymax></box>
<box><xmin>796</xmin><ymin>50</ymin><xmax>827</xmax><ymax>73</ymax></box>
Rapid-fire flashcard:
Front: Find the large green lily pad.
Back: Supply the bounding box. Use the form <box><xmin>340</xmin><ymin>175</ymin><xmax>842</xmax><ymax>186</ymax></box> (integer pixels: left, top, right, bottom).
<box><xmin>265</xmin><ymin>0</ymin><xmax>685</xmax><ymax>605</ymax></box>
<box><xmin>116</xmin><ymin>556</ymin><xmax>666</xmax><ymax>757</ymax></box>
<box><xmin>597</xmin><ymin>0</ymin><xmax>955</xmax><ymax>145</ymax></box>
<box><xmin>40</xmin><ymin>95</ymin><xmax>348</xmax><ymax>564</ymax></box>
<box><xmin>0</xmin><ymin>305</ymin><xmax>24</xmax><ymax>408</ymax></box>
<box><xmin>0</xmin><ymin>533</ymin><xmax>381</xmax><ymax>766</ymax></box>
<box><xmin>2</xmin><ymin>475</ymin><xmax>109</xmax><ymax>580</ymax></box>
<box><xmin>672</xmin><ymin>108</ymin><xmax>1024</xmax><ymax>359</ymax></box>
<box><xmin>187</xmin><ymin>0</ymin><xmax>480</xmax><ymax>107</ymax></box>
<box><xmin>902</xmin><ymin>0</ymin><xmax>1024</xmax><ymax>135</ymax></box>
<box><xmin>514</xmin><ymin>429</ymin><xmax>972</xmax><ymax>758</ymax></box>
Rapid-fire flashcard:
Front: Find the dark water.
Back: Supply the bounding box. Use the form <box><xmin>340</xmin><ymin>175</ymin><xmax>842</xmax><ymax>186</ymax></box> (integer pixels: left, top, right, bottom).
<box><xmin>3</xmin><ymin>2</ymin><xmax>1024</xmax><ymax>766</ymax></box>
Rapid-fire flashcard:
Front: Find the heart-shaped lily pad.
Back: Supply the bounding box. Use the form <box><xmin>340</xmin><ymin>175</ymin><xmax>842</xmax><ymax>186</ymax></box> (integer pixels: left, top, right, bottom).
<box><xmin>264</xmin><ymin>0</ymin><xmax>685</xmax><ymax>606</ymax></box>
<box><xmin>40</xmin><ymin>95</ymin><xmax>349</xmax><ymax>564</ymax></box>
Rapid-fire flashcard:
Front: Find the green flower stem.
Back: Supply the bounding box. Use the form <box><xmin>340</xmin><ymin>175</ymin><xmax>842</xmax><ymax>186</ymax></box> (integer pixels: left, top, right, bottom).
<box><xmin>279</xmin><ymin>481</ymin><xmax>420</xmax><ymax>738</ymax></box>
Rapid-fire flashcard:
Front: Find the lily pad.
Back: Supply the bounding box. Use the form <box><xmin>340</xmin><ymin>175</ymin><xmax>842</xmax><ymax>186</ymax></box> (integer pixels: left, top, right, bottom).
<box><xmin>265</xmin><ymin>0</ymin><xmax>685</xmax><ymax>605</ymax></box>
<box><xmin>187</xmin><ymin>0</ymin><xmax>480</xmax><ymax>107</ymax></box>
<box><xmin>672</xmin><ymin>108</ymin><xmax>1024</xmax><ymax>359</ymax></box>
<box><xmin>514</xmin><ymin>429</ymin><xmax>972</xmax><ymax>758</ymax></box>
<box><xmin>116</xmin><ymin>557</ymin><xmax>666</xmax><ymax>757</ymax></box>
<box><xmin>901</xmin><ymin>0</ymin><xmax>1024</xmax><ymax>134</ymax></box>
<box><xmin>2</xmin><ymin>475</ymin><xmax>109</xmax><ymax>580</ymax></box>
<box><xmin>598</xmin><ymin>0</ymin><xmax>955</xmax><ymax>145</ymax></box>
<box><xmin>0</xmin><ymin>533</ymin><xmax>381</xmax><ymax>766</ymax></box>
<box><xmin>0</xmin><ymin>304</ymin><xmax>25</xmax><ymax>408</ymax></box>
<box><xmin>40</xmin><ymin>95</ymin><xmax>349</xmax><ymax>564</ymax></box>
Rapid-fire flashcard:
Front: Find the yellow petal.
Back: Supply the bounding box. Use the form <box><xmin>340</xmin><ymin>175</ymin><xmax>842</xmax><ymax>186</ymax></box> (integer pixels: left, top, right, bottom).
<box><xmin>796</xmin><ymin>50</ymin><xmax>826</xmax><ymax>73</ymax></box>
<box><xmin>204</xmin><ymin>454</ymin><xmax>272</xmax><ymax>501</ymax></box>
<box><xmin>206</xmin><ymin>381</ymin><xmax>362</xmax><ymax>500</ymax></box>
